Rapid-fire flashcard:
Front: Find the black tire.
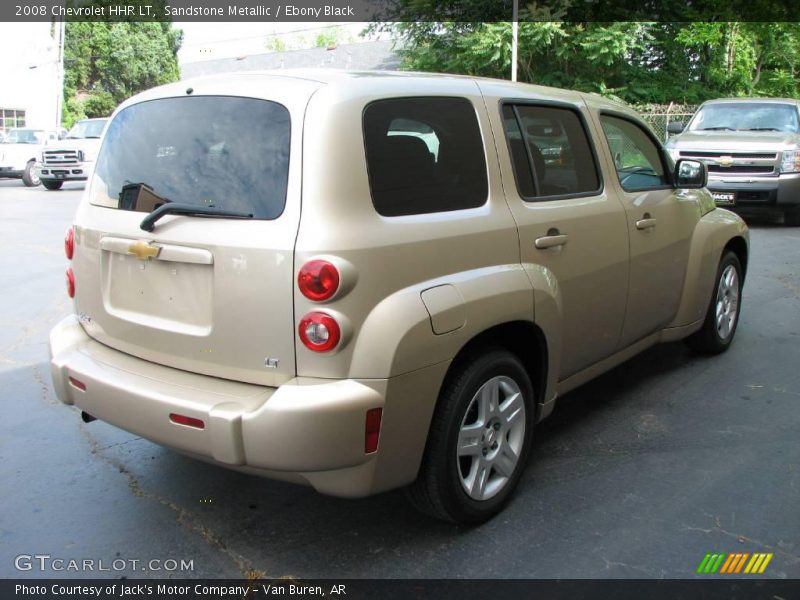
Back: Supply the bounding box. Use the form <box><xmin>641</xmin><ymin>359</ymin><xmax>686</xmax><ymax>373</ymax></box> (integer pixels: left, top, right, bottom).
<box><xmin>785</xmin><ymin>207</ymin><xmax>800</xmax><ymax>227</ymax></box>
<box><xmin>41</xmin><ymin>179</ymin><xmax>63</xmax><ymax>191</ymax></box>
<box><xmin>22</xmin><ymin>161</ymin><xmax>40</xmax><ymax>187</ymax></box>
<box><xmin>685</xmin><ymin>250</ymin><xmax>743</xmax><ymax>355</ymax></box>
<box><xmin>406</xmin><ymin>348</ymin><xmax>535</xmax><ymax>524</ymax></box>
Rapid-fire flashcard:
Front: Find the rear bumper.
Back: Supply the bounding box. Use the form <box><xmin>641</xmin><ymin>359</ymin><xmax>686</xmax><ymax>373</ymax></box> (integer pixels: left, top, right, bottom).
<box><xmin>707</xmin><ymin>172</ymin><xmax>800</xmax><ymax>209</ymax></box>
<box><xmin>49</xmin><ymin>315</ymin><xmax>439</xmax><ymax>498</ymax></box>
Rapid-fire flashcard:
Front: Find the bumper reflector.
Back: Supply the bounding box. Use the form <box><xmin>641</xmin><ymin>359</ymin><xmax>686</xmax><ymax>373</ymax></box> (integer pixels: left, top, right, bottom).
<box><xmin>365</xmin><ymin>407</ymin><xmax>382</xmax><ymax>454</ymax></box>
<box><xmin>169</xmin><ymin>413</ymin><xmax>205</xmax><ymax>430</ymax></box>
<box><xmin>68</xmin><ymin>376</ymin><xmax>86</xmax><ymax>391</ymax></box>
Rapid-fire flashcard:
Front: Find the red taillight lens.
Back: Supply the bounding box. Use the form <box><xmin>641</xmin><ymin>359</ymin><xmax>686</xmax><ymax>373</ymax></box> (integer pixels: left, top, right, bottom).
<box><xmin>169</xmin><ymin>413</ymin><xmax>205</xmax><ymax>429</ymax></box>
<box><xmin>298</xmin><ymin>260</ymin><xmax>340</xmax><ymax>302</ymax></box>
<box><xmin>298</xmin><ymin>311</ymin><xmax>341</xmax><ymax>352</ymax></box>
<box><xmin>365</xmin><ymin>407</ymin><xmax>383</xmax><ymax>454</ymax></box>
<box><xmin>66</xmin><ymin>267</ymin><xmax>75</xmax><ymax>298</ymax></box>
<box><xmin>65</xmin><ymin>227</ymin><xmax>74</xmax><ymax>260</ymax></box>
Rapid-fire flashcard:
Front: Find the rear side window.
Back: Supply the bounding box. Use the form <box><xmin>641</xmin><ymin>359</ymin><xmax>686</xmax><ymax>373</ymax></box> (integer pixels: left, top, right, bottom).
<box><xmin>503</xmin><ymin>104</ymin><xmax>600</xmax><ymax>199</ymax></box>
<box><xmin>363</xmin><ymin>97</ymin><xmax>488</xmax><ymax>217</ymax></box>
<box><xmin>90</xmin><ymin>96</ymin><xmax>290</xmax><ymax>219</ymax></box>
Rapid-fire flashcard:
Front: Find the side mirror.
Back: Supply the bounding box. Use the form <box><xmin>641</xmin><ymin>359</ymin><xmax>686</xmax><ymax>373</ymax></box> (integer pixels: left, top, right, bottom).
<box><xmin>667</xmin><ymin>121</ymin><xmax>684</xmax><ymax>135</ymax></box>
<box><xmin>675</xmin><ymin>159</ymin><xmax>707</xmax><ymax>189</ymax></box>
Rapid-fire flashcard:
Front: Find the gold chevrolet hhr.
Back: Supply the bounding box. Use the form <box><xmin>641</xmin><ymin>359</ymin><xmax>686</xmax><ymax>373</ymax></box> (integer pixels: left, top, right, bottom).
<box><xmin>50</xmin><ymin>70</ymin><xmax>748</xmax><ymax>523</ymax></box>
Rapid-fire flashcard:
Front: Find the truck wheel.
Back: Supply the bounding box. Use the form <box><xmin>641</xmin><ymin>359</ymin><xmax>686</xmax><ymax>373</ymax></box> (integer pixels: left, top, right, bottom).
<box><xmin>406</xmin><ymin>349</ymin><xmax>534</xmax><ymax>523</ymax></box>
<box><xmin>41</xmin><ymin>180</ymin><xmax>63</xmax><ymax>191</ymax></box>
<box><xmin>22</xmin><ymin>161</ymin><xmax>40</xmax><ymax>187</ymax></box>
<box><xmin>685</xmin><ymin>251</ymin><xmax>743</xmax><ymax>355</ymax></box>
<box><xmin>785</xmin><ymin>208</ymin><xmax>800</xmax><ymax>227</ymax></box>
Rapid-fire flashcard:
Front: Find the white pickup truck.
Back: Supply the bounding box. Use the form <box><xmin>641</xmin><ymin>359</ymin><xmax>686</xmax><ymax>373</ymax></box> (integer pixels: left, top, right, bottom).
<box><xmin>37</xmin><ymin>118</ymin><xmax>108</xmax><ymax>190</ymax></box>
<box><xmin>0</xmin><ymin>128</ymin><xmax>53</xmax><ymax>186</ymax></box>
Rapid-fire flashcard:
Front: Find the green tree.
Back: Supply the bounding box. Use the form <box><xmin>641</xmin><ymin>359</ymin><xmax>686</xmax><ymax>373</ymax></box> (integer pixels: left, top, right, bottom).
<box><xmin>378</xmin><ymin>19</ymin><xmax>800</xmax><ymax>105</ymax></box>
<box><xmin>63</xmin><ymin>12</ymin><xmax>182</xmax><ymax>126</ymax></box>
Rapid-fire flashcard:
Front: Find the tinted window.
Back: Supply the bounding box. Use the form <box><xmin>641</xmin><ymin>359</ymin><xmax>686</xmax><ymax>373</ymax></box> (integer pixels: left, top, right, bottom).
<box><xmin>364</xmin><ymin>97</ymin><xmax>487</xmax><ymax>217</ymax></box>
<box><xmin>600</xmin><ymin>115</ymin><xmax>668</xmax><ymax>191</ymax></box>
<box><xmin>503</xmin><ymin>104</ymin><xmax>600</xmax><ymax>199</ymax></box>
<box><xmin>90</xmin><ymin>96</ymin><xmax>290</xmax><ymax>220</ymax></box>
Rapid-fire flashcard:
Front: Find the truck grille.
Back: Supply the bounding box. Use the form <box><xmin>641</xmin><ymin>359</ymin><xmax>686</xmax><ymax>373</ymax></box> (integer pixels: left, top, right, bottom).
<box><xmin>679</xmin><ymin>151</ymin><xmax>778</xmax><ymax>160</ymax></box>
<box><xmin>43</xmin><ymin>150</ymin><xmax>80</xmax><ymax>166</ymax></box>
<box><xmin>707</xmin><ymin>165</ymin><xmax>775</xmax><ymax>175</ymax></box>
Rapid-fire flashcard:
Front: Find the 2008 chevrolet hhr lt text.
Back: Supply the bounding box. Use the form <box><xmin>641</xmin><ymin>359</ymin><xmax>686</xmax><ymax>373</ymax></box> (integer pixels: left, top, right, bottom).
<box><xmin>50</xmin><ymin>70</ymin><xmax>749</xmax><ymax>523</ymax></box>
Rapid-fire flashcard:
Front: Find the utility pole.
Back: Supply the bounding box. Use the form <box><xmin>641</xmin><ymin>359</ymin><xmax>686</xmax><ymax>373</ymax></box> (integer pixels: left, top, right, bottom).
<box><xmin>55</xmin><ymin>16</ymin><xmax>65</xmax><ymax>128</ymax></box>
<box><xmin>511</xmin><ymin>0</ymin><xmax>518</xmax><ymax>82</ymax></box>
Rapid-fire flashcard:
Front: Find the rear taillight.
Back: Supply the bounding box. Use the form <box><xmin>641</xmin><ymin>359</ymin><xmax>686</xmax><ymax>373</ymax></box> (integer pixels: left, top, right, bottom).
<box><xmin>298</xmin><ymin>260</ymin><xmax>340</xmax><ymax>302</ymax></box>
<box><xmin>66</xmin><ymin>267</ymin><xmax>75</xmax><ymax>298</ymax></box>
<box><xmin>64</xmin><ymin>227</ymin><xmax>74</xmax><ymax>259</ymax></box>
<box><xmin>365</xmin><ymin>408</ymin><xmax>383</xmax><ymax>454</ymax></box>
<box><xmin>298</xmin><ymin>312</ymin><xmax>341</xmax><ymax>352</ymax></box>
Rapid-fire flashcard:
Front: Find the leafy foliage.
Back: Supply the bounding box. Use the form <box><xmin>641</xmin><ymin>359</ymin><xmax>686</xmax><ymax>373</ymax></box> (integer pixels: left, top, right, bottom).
<box><xmin>378</xmin><ymin>19</ymin><xmax>800</xmax><ymax>104</ymax></box>
<box><xmin>63</xmin><ymin>2</ymin><xmax>182</xmax><ymax>126</ymax></box>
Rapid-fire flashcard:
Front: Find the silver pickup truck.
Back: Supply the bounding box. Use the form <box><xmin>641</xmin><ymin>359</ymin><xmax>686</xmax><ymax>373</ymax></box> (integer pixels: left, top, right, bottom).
<box><xmin>665</xmin><ymin>98</ymin><xmax>800</xmax><ymax>226</ymax></box>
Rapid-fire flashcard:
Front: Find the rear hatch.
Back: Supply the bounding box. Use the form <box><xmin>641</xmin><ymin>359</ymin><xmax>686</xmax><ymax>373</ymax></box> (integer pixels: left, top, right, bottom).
<box><xmin>71</xmin><ymin>79</ymin><xmax>318</xmax><ymax>386</ymax></box>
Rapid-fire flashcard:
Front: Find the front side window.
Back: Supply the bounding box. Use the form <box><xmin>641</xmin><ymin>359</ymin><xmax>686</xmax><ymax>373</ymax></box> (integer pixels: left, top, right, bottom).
<box><xmin>503</xmin><ymin>104</ymin><xmax>600</xmax><ymax>199</ymax></box>
<box><xmin>600</xmin><ymin>115</ymin><xmax>669</xmax><ymax>192</ymax></box>
<box><xmin>90</xmin><ymin>96</ymin><xmax>291</xmax><ymax>220</ymax></box>
<box><xmin>363</xmin><ymin>97</ymin><xmax>488</xmax><ymax>217</ymax></box>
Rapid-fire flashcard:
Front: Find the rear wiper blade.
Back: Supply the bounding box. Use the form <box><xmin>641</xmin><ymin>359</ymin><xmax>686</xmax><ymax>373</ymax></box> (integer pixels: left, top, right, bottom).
<box><xmin>700</xmin><ymin>127</ymin><xmax>736</xmax><ymax>131</ymax></box>
<box><xmin>140</xmin><ymin>203</ymin><xmax>254</xmax><ymax>232</ymax></box>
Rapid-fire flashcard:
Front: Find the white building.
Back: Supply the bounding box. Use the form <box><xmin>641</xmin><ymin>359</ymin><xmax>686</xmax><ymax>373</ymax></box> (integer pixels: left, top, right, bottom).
<box><xmin>0</xmin><ymin>22</ymin><xmax>64</xmax><ymax>134</ymax></box>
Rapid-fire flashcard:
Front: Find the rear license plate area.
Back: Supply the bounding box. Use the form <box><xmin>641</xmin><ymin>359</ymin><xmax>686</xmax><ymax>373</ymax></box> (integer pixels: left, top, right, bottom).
<box><xmin>102</xmin><ymin>251</ymin><xmax>213</xmax><ymax>335</ymax></box>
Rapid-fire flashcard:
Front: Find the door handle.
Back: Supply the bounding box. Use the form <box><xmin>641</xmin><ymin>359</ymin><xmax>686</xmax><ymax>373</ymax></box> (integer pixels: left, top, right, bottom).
<box><xmin>534</xmin><ymin>229</ymin><xmax>568</xmax><ymax>249</ymax></box>
<box><xmin>635</xmin><ymin>214</ymin><xmax>657</xmax><ymax>230</ymax></box>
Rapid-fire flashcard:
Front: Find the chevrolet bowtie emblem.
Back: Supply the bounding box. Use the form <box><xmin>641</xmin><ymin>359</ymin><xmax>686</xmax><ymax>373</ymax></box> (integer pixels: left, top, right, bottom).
<box><xmin>127</xmin><ymin>240</ymin><xmax>161</xmax><ymax>261</ymax></box>
<box><xmin>717</xmin><ymin>156</ymin><xmax>735</xmax><ymax>167</ymax></box>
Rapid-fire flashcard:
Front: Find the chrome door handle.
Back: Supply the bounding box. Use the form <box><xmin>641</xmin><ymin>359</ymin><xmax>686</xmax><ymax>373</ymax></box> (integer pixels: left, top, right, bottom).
<box><xmin>534</xmin><ymin>233</ymin><xmax>568</xmax><ymax>249</ymax></box>
<box><xmin>635</xmin><ymin>215</ymin><xmax>657</xmax><ymax>230</ymax></box>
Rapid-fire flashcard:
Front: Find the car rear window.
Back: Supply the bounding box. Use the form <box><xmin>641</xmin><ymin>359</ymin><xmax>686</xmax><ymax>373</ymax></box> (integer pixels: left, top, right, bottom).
<box><xmin>90</xmin><ymin>96</ymin><xmax>290</xmax><ymax>220</ymax></box>
<box><xmin>363</xmin><ymin>97</ymin><xmax>488</xmax><ymax>217</ymax></box>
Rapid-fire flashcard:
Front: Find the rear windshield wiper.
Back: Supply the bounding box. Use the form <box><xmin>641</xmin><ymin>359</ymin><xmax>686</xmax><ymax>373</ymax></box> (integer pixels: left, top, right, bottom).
<box><xmin>699</xmin><ymin>127</ymin><xmax>736</xmax><ymax>131</ymax></box>
<box><xmin>140</xmin><ymin>203</ymin><xmax>254</xmax><ymax>232</ymax></box>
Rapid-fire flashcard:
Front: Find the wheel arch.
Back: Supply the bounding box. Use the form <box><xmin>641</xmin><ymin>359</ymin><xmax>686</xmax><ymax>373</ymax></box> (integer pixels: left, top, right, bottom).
<box><xmin>724</xmin><ymin>235</ymin><xmax>748</xmax><ymax>281</ymax></box>
<box><xmin>440</xmin><ymin>320</ymin><xmax>549</xmax><ymax>424</ymax></box>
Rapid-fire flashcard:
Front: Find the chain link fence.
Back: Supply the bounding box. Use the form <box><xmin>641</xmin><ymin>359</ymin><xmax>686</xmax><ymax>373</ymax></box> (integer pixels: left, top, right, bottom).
<box><xmin>636</xmin><ymin>104</ymin><xmax>699</xmax><ymax>142</ymax></box>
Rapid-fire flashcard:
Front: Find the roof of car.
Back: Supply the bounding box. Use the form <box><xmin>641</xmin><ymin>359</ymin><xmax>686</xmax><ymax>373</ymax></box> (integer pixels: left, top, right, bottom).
<box><xmin>133</xmin><ymin>69</ymin><xmax>634</xmax><ymax>118</ymax></box>
<box><xmin>702</xmin><ymin>97</ymin><xmax>799</xmax><ymax>105</ymax></box>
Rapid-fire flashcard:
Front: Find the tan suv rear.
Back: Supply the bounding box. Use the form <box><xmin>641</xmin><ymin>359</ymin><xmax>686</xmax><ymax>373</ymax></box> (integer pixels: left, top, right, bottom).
<box><xmin>50</xmin><ymin>70</ymin><xmax>749</xmax><ymax>523</ymax></box>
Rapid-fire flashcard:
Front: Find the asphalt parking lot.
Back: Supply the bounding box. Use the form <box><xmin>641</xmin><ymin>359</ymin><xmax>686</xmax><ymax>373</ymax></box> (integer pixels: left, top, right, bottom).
<box><xmin>1</xmin><ymin>179</ymin><xmax>798</xmax><ymax>580</ymax></box>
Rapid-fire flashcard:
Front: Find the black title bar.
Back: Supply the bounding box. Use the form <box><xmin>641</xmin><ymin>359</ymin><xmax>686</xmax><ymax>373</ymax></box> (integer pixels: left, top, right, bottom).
<box><xmin>3</xmin><ymin>0</ymin><xmax>800</xmax><ymax>22</ymax></box>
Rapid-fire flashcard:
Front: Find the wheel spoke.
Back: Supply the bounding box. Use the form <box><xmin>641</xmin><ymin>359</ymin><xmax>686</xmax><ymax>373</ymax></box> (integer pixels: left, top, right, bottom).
<box><xmin>499</xmin><ymin>391</ymin><xmax>524</xmax><ymax>428</ymax></box>
<box><xmin>479</xmin><ymin>379</ymin><xmax>500</xmax><ymax>420</ymax></box>
<box><xmin>470</xmin><ymin>461</ymin><xmax>489</xmax><ymax>498</ymax></box>
<box><xmin>457</xmin><ymin>423</ymin><xmax>483</xmax><ymax>457</ymax></box>
<box><xmin>493</xmin><ymin>445</ymin><xmax>518</xmax><ymax>478</ymax></box>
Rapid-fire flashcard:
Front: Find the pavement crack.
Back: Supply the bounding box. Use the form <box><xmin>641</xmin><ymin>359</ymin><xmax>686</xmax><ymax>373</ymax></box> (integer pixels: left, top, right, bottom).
<box><xmin>78</xmin><ymin>421</ymin><xmax>265</xmax><ymax>580</ymax></box>
<box><xmin>682</xmin><ymin>520</ymin><xmax>800</xmax><ymax>563</ymax></box>
<box><xmin>31</xmin><ymin>364</ymin><xmax>60</xmax><ymax>406</ymax></box>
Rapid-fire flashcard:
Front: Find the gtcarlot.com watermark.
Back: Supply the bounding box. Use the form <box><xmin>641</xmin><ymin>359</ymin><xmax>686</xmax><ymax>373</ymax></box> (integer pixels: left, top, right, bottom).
<box><xmin>14</xmin><ymin>554</ymin><xmax>194</xmax><ymax>573</ymax></box>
